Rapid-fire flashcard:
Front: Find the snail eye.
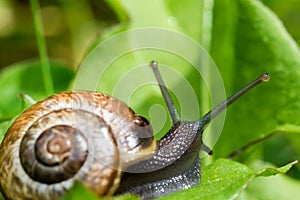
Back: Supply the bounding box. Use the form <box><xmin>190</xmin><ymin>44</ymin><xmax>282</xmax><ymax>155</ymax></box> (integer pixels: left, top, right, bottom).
<box><xmin>133</xmin><ymin>116</ymin><xmax>149</xmax><ymax>127</ymax></box>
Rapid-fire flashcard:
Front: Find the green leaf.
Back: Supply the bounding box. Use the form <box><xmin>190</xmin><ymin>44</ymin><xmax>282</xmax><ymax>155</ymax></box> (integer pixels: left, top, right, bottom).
<box><xmin>212</xmin><ymin>0</ymin><xmax>300</xmax><ymax>158</ymax></box>
<box><xmin>18</xmin><ymin>93</ymin><xmax>37</xmax><ymax>108</ymax></box>
<box><xmin>240</xmin><ymin>160</ymin><xmax>300</xmax><ymax>200</ymax></box>
<box><xmin>112</xmin><ymin>195</ymin><xmax>141</xmax><ymax>200</ymax></box>
<box><xmin>159</xmin><ymin>159</ymin><xmax>297</xmax><ymax>200</ymax></box>
<box><xmin>255</xmin><ymin>160</ymin><xmax>298</xmax><ymax>177</ymax></box>
<box><xmin>61</xmin><ymin>181</ymin><xmax>140</xmax><ymax>200</ymax></box>
<box><xmin>61</xmin><ymin>181</ymin><xmax>101</xmax><ymax>200</ymax></box>
<box><xmin>0</xmin><ymin>60</ymin><xmax>74</xmax><ymax>122</ymax></box>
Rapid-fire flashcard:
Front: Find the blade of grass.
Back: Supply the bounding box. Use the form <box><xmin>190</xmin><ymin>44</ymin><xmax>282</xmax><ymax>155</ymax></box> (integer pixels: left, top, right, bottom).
<box><xmin>199</xmin><ymin>0</ymin><xmax>215</xmax><ymax>163</ymax></box>
<box><xmin>29</xmin><ymin>0</ymin><xmax>53</xmax><ymax>95</ymax></box>
<box><xmin>106</xmin><ymin>0</ymin><xmax>129</xmax><ymax>23</ymax></box>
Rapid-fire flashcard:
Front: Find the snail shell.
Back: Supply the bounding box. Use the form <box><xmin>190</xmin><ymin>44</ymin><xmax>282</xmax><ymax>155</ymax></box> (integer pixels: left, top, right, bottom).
<box><xmin>0</xmin><ymin>91</ymin><xmax>156</xmax><ymax>200</ymax></box>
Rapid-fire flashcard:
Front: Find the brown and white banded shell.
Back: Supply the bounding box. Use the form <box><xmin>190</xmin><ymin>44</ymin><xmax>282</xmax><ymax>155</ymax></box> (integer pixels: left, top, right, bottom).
<box><xmin>0</xmin><ymin>91</ymin><xmax>155</xmax><ymax>200</ymax></box>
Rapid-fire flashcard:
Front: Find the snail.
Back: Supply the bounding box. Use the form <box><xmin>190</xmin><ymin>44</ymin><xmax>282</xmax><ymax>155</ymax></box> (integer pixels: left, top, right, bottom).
<box><xmin>0</xmin><ymin>61</ymin><xmax>270</xmax><ymax>200</ymax></box>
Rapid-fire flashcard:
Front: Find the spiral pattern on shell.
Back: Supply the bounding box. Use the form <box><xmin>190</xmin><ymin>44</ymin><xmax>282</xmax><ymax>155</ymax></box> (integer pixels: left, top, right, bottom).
<box><xmin>0</xmin><ymin>91</ymin><xmax>155</xmax><ymax>200</ymax></box>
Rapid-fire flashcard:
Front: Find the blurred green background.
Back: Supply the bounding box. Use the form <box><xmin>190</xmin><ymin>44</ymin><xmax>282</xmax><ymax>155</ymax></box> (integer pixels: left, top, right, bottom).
<box><xmin>0</xmin><ymin>0</ymin><xmax>299</xmax><ymax>70</ymax></box>
<box><xmin>0</xmin><ymin>0</ymin><xmax>119</xmax><ymax>70</ymax></box>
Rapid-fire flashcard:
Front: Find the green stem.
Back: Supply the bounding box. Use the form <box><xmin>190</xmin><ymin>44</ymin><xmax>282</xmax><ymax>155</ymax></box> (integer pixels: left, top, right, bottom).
<box><xmin>30</xmin><ymin>0</ymin><xmax>54</xmax><ymax>95</ymax></box>
<box><xmin>106</xmin><ymin>0</ymin><xmax>129</xmax><ymax>23</ymax></box>
<box><xmin>200</xmin><ymin>0</ymin><xmax>214</xmax><ymax>162</ymax></box>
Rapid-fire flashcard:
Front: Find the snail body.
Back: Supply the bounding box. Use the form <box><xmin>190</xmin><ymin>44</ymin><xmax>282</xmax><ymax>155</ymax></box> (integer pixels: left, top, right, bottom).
<box><xmin>0</xmin><ymin>61</ymin><xmax>269</xmax><ymax>200</ymax></box>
